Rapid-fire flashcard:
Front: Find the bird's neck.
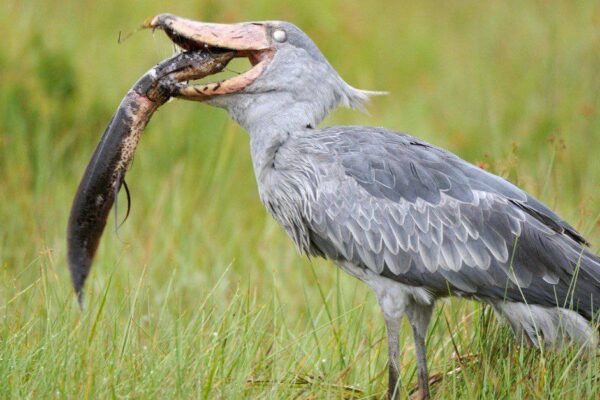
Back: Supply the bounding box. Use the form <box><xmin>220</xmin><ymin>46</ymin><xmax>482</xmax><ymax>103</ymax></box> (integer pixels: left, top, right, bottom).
<box><xmin>228</xmin><ymin>93</ymin><xmax>326</xmax><ymax>131</ymax></box>
<box><xmin>223</xmin><ymin>93</ymin><xmax>324</xmax><ymax>173</ymax></box>
<box><xmin>247</xmin><ymin>126</ymin><xmax>295</xmax><ymax>175</ymax></box>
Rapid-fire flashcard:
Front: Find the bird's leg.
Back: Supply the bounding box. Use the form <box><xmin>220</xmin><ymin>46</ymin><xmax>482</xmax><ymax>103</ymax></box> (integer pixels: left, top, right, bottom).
<box><xmin>406</xmin><ymin>303</ymin><xmax>433</xmax><ymax>400</ymax></box>
<box><xmin>369</xmin><ymin>278</ymin><xmax>410</xmax><ymax>400</ymax></box>
<box><xmin>384</xmin><ymin>316</ymin><xmax>402</xmax><ymax>400</ymax></box>
<box><xmin>411</xmin><ymin>323</ymin><xmax>430</xmax><ymax>399</ymax></box>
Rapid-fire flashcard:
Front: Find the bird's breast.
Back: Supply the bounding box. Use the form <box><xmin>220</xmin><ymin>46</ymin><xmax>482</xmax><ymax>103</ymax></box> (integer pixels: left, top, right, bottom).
<box><xmin>257</xmin><ymin>163</ymin><xmax>320</xmax><ymax>256</ymax></box>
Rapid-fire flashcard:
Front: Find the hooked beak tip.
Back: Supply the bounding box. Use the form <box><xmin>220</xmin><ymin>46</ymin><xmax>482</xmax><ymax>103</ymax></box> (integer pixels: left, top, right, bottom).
<box><xmin>142</xmin><ymin>13</ymin><xmax>173</xmax><ymax>30</ymax></box>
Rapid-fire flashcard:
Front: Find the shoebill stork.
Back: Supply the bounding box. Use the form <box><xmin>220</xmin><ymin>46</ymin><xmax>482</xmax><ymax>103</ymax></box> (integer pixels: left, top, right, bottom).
<box><xmin>146</xmin><ymin>14</ymin><xmax>599</xmax><ymax>399</ymax></box>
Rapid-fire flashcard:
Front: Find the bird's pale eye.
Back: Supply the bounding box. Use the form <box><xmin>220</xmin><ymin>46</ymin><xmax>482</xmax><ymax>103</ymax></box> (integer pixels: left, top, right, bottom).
<box><xmin>272</xmin><ymin>29</ymin><xmax>287</xmax><ymax>43</ymax></box>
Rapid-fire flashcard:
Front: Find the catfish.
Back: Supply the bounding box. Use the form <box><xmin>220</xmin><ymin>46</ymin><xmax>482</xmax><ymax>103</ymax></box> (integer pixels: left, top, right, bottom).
<box><xmin>67</xmin><ymin>49</ymin><xmax>234</xmax><ymax>304</ymax></box>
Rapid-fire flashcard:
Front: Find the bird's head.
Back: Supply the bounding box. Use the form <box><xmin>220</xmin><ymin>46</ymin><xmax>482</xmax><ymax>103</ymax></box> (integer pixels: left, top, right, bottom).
<box><xmin>147</xmin><ymin>14</ymin><xmax>380</xmax><ymax>131</ymax></box>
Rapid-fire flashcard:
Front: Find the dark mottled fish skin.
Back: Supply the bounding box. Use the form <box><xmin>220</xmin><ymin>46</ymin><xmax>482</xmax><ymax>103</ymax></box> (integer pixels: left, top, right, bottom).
<box><xmin>67</xmin><ymin>50</ymin><xmax>234</xmax><ymax>305</ymax></box>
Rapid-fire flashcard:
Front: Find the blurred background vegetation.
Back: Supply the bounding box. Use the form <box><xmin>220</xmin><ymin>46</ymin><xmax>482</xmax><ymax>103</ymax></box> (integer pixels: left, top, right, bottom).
<box><xmin>1</xmin><ymin>1</ymin><xmax>599</xmax><ymax>398</ymax></box>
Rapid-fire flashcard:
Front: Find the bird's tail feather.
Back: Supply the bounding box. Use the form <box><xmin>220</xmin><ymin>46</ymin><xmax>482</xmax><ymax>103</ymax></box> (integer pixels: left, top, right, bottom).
<box><xmin>490</xmin><ymin>300</ymin><xmax>598</xmax><ymax>348</ymax></box>
<box><xmin>574</xmin><ymin>250</ymin><xmax>600</xmax><ymax>320</ymax></box>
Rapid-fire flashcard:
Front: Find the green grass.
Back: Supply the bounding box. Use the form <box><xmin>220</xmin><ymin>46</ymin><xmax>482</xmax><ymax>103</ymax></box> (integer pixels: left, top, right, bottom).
<box><xmin>1</xmin><ymin>0</ymin><xmax>600</xmax><ymax>398</ymax></box>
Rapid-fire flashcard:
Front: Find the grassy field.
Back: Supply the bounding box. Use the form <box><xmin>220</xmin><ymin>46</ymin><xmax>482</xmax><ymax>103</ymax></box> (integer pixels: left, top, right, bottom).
<box><xmin>1</xmin><ymin>0</ymin><xmax>600</xmax><ymax>398</ymax></box>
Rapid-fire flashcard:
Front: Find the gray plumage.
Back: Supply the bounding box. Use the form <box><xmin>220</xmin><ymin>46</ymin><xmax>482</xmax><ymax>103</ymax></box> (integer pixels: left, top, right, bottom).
<box><xmin>264</xmin><ymin>126</ymin><xmax>600</xmax><ymax>315</ymax></box>
<box><xmin>176</xmin><ymin>19</ymin><xmax>600</xmax><ymax>399</ymax></box>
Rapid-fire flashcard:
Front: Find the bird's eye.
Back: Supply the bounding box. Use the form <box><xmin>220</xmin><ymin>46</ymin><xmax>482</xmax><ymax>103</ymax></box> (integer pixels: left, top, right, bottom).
<box><xmin>272</xmin><ymin>29</ymin><xmax>287</xmax><ymax>43</ymax></box>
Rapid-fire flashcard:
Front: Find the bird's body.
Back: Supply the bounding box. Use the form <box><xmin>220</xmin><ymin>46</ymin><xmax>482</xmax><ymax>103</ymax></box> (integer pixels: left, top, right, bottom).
<box><xmin>73</xmin><ymin>15</ymin><xmax>600</xmax><ymax>399</ymax></box>
<box><xmin>257</xmin><ymin>124</ymin><xmax>599</xmax><ymax>337</ymax></box>
<box><xmin>259</xmin><ymin>126</ymin><xmax>595</xmax><ymax>304</ymax></box>
<box><xmin>255</xmin><ymin>124</ymin><xmax>600</xmax><ymax>398</ymax></box>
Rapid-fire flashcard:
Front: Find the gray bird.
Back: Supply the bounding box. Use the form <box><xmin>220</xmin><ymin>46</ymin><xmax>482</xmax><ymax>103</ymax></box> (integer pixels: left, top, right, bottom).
<box><xmin>148</xmin><ymin>14</ymin><xmax>600</xmax><ymax>399</ymax></box>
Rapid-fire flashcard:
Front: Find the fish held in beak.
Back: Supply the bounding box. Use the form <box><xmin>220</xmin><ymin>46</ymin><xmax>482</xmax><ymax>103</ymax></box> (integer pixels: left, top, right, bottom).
<box><xmin>67</xmin><ymin>49</ymin><xmax>234</xmax><ymax>306</ymax></box>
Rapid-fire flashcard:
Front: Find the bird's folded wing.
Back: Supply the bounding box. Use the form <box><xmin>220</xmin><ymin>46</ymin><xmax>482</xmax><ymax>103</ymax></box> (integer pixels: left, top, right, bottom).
<box><xmin>297</xmin><ymin>127</ymin><xmax>599</xmax><ymax>312</ymax></box>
